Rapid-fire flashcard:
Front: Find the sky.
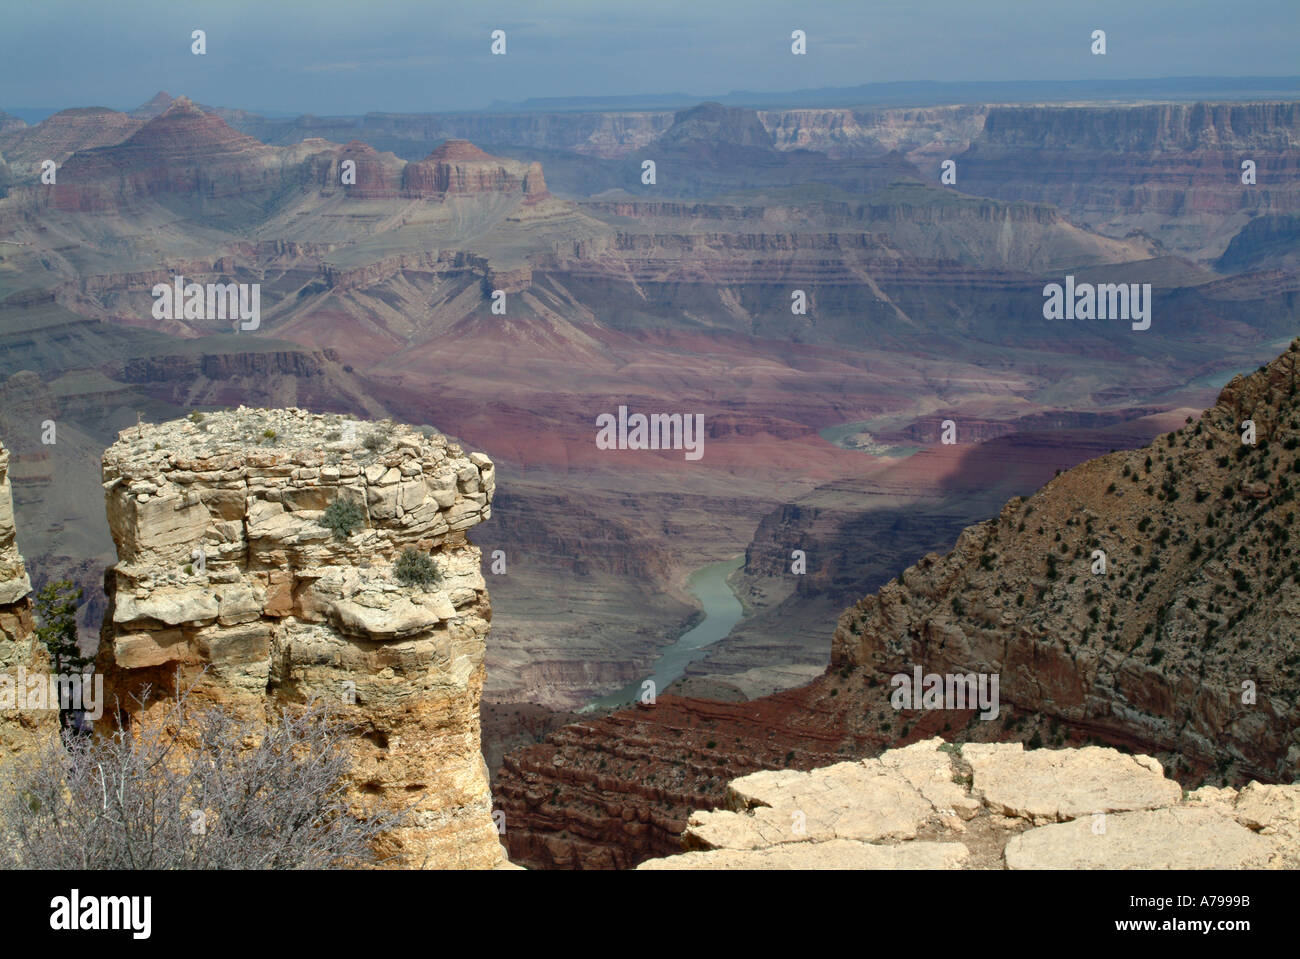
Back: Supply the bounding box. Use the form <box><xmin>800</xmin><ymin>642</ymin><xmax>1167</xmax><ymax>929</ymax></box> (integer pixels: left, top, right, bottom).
<box><xmin>1</xmin><ymin>0</ymin><xmax>1297</xmax><ymax>115</ymax></box>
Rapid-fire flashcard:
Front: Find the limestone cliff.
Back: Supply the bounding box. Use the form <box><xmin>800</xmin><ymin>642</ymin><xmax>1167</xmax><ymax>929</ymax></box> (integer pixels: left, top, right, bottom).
<box><xmin>94</xmin><ymin>408</ymin><xmax>506</xmax><ymax>868</ymax></box>
<box><xmin>0</xmin><ymin>441</ymin><xmax>60</xmax><ymax>761</ymax></box>
<box><xmin>638</xmin><ymin>739</ymin><xmax>1300</xmax><ymax>869</ymax></box>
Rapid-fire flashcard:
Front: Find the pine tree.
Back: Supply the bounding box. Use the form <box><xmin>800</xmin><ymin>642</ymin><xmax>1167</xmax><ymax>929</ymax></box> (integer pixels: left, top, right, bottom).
<box><xmin>33</xmin><ymin>580</ymin><xmax>88</xmax><ymax>728</ymax></box>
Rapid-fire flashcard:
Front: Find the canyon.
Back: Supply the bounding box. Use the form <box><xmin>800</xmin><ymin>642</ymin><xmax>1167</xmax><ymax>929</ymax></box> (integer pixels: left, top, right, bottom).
<box><xmin>0</xmin><ymin>87</ymin><xmax>1297</xmax><ymax>853</ymax></box>
<box><xmin>495</xmin><ymin>343</ymin><xmax>1300</xmax><ymax>867</ymax></box>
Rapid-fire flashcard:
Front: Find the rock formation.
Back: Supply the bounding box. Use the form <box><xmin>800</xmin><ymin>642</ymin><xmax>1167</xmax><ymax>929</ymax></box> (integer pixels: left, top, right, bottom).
<box><xmin>0</xmin><ymin>440</ymin><xmax>60</xmax><ymax>761</ymax></box>
<box><xmin>402</xmin><ymin>139</ymin><xmax>548</xmax><ymax>201</ymax></box>
<box><xmin>230</xmin><ymin>108</ymin><xmax>677</xmax><ymax>159</ymax></box>
<box><xmin>655</xmin><ymin>103</ymin><xmax>777</xmax><ymax>150</ymax></box>
<box><xmin>638</xmin><ymin>739</ymin><xmax>1300</xmax><ymax>869</ymax></box>
<box><xmin>47</xmin><ymin>97</ymin><xmax>294</xmax><ymax>213</ymax></box>
<box><xmin>94</xmin><ymin>408</ymin><xmax>507</xmax><ymax>868</ymax></box>
<box><xmin>0</xmin><ymin>110</ymin><xmax>27</xmax><ymax>137</ymax></box>
<box><xmin>0</xmin><ymin>107</ymin><xmax>143</xmax><ymax>179</ymax></box>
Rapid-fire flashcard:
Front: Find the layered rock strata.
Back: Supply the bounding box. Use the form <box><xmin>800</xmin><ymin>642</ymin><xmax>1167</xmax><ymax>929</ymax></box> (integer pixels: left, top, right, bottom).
<box><xmin>94</xmin><ymin>408</ymin><xmax>506</xmax><ymax>868</ymax></box>
<box><xmin>957</xmin><ymin>102</ymin><xmax>1300</xmax><ymax>256</ymax></box>
<box><xmin>0</xmin><ymin>441</ymin><xmax>60</xmax><ymax>761</ymax></box>
<box><xmin>639</xmin><ymin>739</ymin><xmax>1300</xmax><ymax>869</ymax></box>
<box><xmin>403</xmin><ymin>139</ymin><xmax>549</xmax><ymax>200</ymax></box>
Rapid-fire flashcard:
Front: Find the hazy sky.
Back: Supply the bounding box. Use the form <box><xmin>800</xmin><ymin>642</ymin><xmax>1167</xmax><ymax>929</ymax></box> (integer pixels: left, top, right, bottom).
<box><xmin>2</xmin><ymin>0</ymin><xmax>1296</xmax><ymax>114</ymax></box>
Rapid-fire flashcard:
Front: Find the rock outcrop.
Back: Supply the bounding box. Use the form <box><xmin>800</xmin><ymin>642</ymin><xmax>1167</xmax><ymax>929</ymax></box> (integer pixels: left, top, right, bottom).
<box><xmin>229</xmin><ymin>108</ymin><xmax>677</xmax><ymax>160</ymax></box>
<box><xmin>832</xmin><ymin>339</ymin><xmax>1300</xmax><ymax>784</ymax></box>
<box><xmin>0</xmin><ymin>441</ymin><xmax>60</xmax><ymax>761</ymax></box>
<box><xmin>655</xmin><ymin>103</ymin><xmax>776</xmax><ymax>150</ymax></box>
<box><xmin>94</xmin><ymin>408</ymin><xmax>506</xmax><ymax>868</ymax></box>
<box><xmin>402</xmin><ymin>139</ymin><xmax>548</xmax><ymax>201</ymax></box>
<box><xmin>638</xmin><ymin>739</ymin><xmax>1300</xmax><ymax>869</ymax></box>
<box><xmin>0</xmin><ymin>107</ymin><xmax>143</xmax><ymax>179</ymax></box>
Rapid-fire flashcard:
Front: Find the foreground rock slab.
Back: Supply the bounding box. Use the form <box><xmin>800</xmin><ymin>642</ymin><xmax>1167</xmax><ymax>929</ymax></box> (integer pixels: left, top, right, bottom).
<box><xmin>637</xmin><ymin>739</ymin><xmax>1300</xmax><ymax>870</ymax></box>
<box><xmin>964</xmin><ymin>742</ymin><xmax>1183</xmax><ymax>823</ymax></box>
<box><xmin>1004</xmin><ymin>805</ymin><xmax>1280</xmax><ymax>870</ymax></box>
<box><xmin>639</xmin><ymin>839</ymin><xmax>969</xmax><ymax>870</ymax></box>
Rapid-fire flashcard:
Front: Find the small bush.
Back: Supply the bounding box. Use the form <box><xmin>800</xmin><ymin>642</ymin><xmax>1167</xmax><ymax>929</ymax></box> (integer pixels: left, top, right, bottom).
<box><xmin>362</xmin><ymin>433</ymin><xmax>385</xmax><ymax>452</ymax></box>
<box><xmin>0</xmin><ymin>691</ymin><xmax>407</xmax><ymax>869</ymax></box>
<box><xmin>320</xmin><ymin>498</ymin><xmax>365</xmax><ymax>540</ymax></box>
<box><xmin>394</xmin><ymin>549</ymin><xmax>439</xmax><ymax>588</ymax></box>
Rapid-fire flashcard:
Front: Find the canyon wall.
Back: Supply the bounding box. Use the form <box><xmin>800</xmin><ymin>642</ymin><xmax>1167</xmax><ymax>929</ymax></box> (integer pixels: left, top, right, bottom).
<box><xmin>759</xmin><ymin>105</ymin><xmax>988</xmax><ymax>160</ymax></box>
<box><xmin>832</xmin><ymin>341</ymin><xmax>1300</xmax><ymax>785</ymax></box>
<box><xmin>0</xmin><ymin>440</ymin><xmax>60</xmax><ymax>761</ymax></box>
<box><xmin>978</xmin><ymin>102</ymin><xmax>1300</xmax><ymax>152</ymax></box>
<box><xmin>94</xmin><ymin>408</ymin><xmax>507</xmax><ymax>868</ymax></box>
<box><xmin>957</xmin><ymin>102</ymin><xmax>1300</xmax><ymax>257</ymax></box>
<box><xmin>234</xmin><ymin>109</ymin><xmax>678</xmax><ymax>160</ymax></box>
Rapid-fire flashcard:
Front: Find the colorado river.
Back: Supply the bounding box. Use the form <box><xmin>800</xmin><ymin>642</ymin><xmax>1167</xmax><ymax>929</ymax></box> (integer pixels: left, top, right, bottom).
<box><xmin>583</xmin><ymin>555</ymin><xmax>745</xmax><ymax>711</ymax></box>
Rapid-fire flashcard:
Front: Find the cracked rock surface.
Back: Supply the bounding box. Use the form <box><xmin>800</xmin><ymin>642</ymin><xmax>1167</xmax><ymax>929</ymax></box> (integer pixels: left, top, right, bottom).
<box><xmin>637</xmin><ymin>739</ymin><xmax>1300</xmax><ymax>869</ymax></box>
